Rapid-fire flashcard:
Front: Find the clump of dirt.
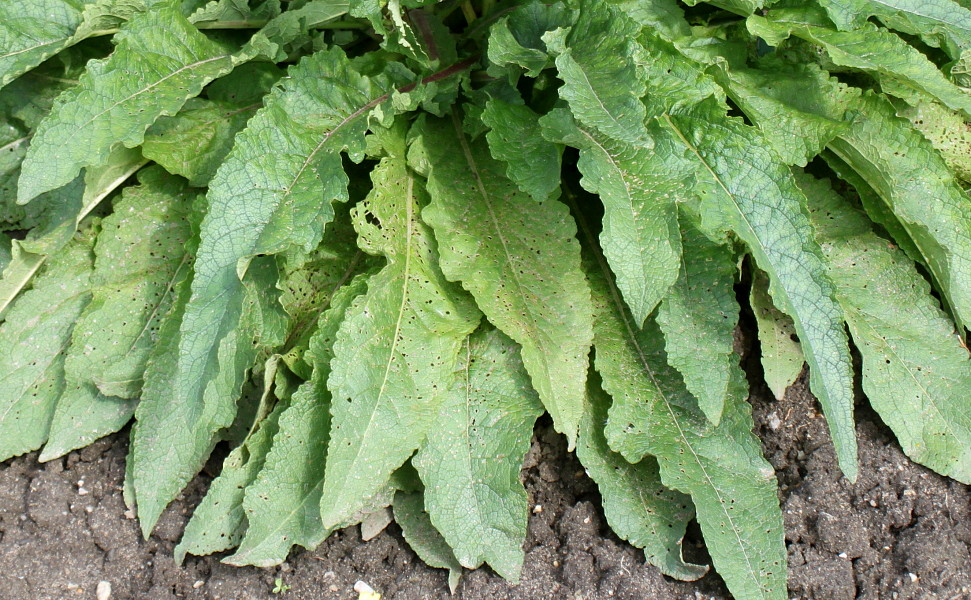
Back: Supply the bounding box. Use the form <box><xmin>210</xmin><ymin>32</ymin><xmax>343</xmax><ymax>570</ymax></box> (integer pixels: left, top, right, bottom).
<box><xmin>1</xmin><ymin>374</ymin><xmax>970</xmax><ymax>600</ymax></box>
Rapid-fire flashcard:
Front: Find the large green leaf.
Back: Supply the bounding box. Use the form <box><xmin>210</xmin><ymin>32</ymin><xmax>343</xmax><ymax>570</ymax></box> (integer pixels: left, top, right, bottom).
<box><xmin>64</xmin><ymin>167</ymin><xmax>193</xmax><ymax>399</ymax></box>
<box><xmin>227</xmin><ymin>274</ymin><xmax>369</xmax><ymax>566</ymax></box>
<box><xmin>577</xmin><ymin>377</ymin><xmax>707</xmax><ymax>581</ymax></box>
<box><xmin>421</xmin><ymin>113</ymin><xmax>594</xmax><ymax>449</ymax></box>
<box><xmin>747</xmin><ymin>6</ymin><xmax>971</xmax><ymax>117</ymax></box>
<box><xmin>17</xmin><ymin>4</ymin><xmax>235</xmax><ymax>203</ymax></box>
<box><xmin>656</xmin><ymin>219</ymin><xmax>742</xmax><ymax>426</ymax></box>
<box><xmin>132</xmin><ymin>45</ymin><xmax>386</xmax><ymax>535</ymax></box>
<box><xmin>801</xmin><ymin>173</ymin><xmax>971</xmax><ymax>484</ymax></box>
<box><xmin>131</xmin><ymin>255</ymin><xmax>286</xmax><ymax>536</ymax></box>
<box><xmin>412</xmin><ymin>327</ymin><xmax>543</xmax><ymax>581</ymax></box>
<box><xmin>589</xmin><ymin>259</ymin><xmax>786</xmax><ymax>600</ymax></box>
<box><xmin>542</xmin><ymin>0</ymin><xmax>650</xmax><ymax>146</ymax></box>
<box><xmin>0</xmin><ymin>0</ymin><xmax>159</xmax><ymax>90</ymax></box>
<box><xmin>826</xmin><ymin>91</ymin><xmax>971</xmax><ymax>331</ymax></box>
<box><xmin>481</xmin><ymin>98</ymin><xmax>561</xmax><ymax>202</ymax></box>
<box><xmin>40</xmin><ymin>383</ymin><xmax>134</xmax><ymax>461</ymax></box>
<box><xmin>658</xmin><ymin>98</ymin><xmax>857</xmax><ymax>480</ymax></box>
<box><xmin>541</xmin><ymin>108</ymin><xmax>687</xmax><ymax>328</ymax></box>
<box><xmin>0</xmin><ymin>145</ymin><xmax>145</xmax><ymax>319</ymax></box>
<box><xmin>320</xmin><ymin>129</ymin><xmax>481</xmax><ymax>530</ymax></box>
<box><xmin>0</xmin><ymin>231</ymin><xmax>93</xmax><ymax>461</ymax></box>
<box><xmin>817</xmin><ymin>0</ymin><xmax>971</xmax><ymax>59</ymax></box>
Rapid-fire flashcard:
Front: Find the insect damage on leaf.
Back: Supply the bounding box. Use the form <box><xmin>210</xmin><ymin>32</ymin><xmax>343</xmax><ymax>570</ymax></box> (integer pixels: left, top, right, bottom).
<box><xmin>4</xmin><ymin>1</ymin><xmax>971</xmax><ymax>599</ymax></box>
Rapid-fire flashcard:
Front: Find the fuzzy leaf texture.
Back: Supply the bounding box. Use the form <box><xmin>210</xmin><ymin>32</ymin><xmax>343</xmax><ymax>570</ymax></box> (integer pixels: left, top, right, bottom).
<box><xmin>420</xmin><ymin>113</ymin><xmax>594</xmax><ymax>449</ymax></box>
<box><xmin>0</xmin><ymin>232</ymin><xmax>93</xmax><ymax>461</ymax></box>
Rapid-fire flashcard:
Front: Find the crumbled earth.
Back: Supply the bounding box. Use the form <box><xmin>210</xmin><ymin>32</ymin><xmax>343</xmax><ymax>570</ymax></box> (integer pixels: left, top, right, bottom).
<box><xmin>1</xmin><ymin>377</ymin><xmax>969</xmax><ymax>600</ymax></box>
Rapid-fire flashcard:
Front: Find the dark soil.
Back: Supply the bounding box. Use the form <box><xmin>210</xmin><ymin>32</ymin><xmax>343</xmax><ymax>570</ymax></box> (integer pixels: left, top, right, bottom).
<box><xmin>2</xmin><ymin>373</ymin><xmax>970</xmax><ymax>600</ymax></box>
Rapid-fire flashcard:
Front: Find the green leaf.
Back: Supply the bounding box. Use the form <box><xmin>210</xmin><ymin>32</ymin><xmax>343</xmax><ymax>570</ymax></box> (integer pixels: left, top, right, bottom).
<box><xmin>541</xmin><ymin>107</ymin><xmax>687</xmax><ymax>328</ymax></box>
<box><xmin>320</xmin><ymin>130</ymin><xmax>481</xmax><ymax>530</ymax></box>
<box><xmin>656</xmin><ymin>219</ymin><xmax>742</xmax><ymax>426</ymax></box>
<box><xmin>17</xmin><ymin>4</ymin><xmax>235</xmax><ymax>203</ymax></box>
<box><xmin>0</xmin><ymin>0</ymin><xmax>90</xmax><ymax>89</ymax></box>
<box><xmin>227</xmin><ymin>274</ymin><xmax>369</xmax><ymax>567</ymax></box>
<box><xmin>577</xmin><ymin>376</ymin><xmax>707</xmax><ymax>581</ymax></box>
<box><xmin>895</xmin><ymin>98</ymin><xmax>971</xmax><ymax>183</ymax></box>
<box><xmin>481</xmin><ymin>98</ymin><xmax>561</xmax><ymax>202</ymax></box>
<box><xmin>175</xmin><ymin>372</ymin><xmax>286</xmax><ymax>564</ymax></box>
<box><xmin>485</xmin><ymin>0</ymin><xmax>573</xmax><ymax>78</ymax></box>
<box><xmin>659</xmin><ymin>99</ymin><xmax>857</xmax><ymax>480</ymax></box>
<box><xmin>0</xmin><ymin>231</ymin><xmax>93</xmax><ymax>461</ymax></box>
<box><xmin>131</xmin><ymin>255</ymin><xmax>286</xmax><ymax>536</ymax></box>
<box><xmin>747</xmin><ymin>7</ymin><xmax>971</xmax><ymax>117</ymax></box>
<box><xmin>393</xmin><ymin>491</ymin><xmax>463</xmax><ymax>593</ymax></box>
<box><xmin>826</xmin><ymin>91</ymin><xmax>971</xmax><ymax>332</ymax></box>
<box><xmin>40</xmin><ymin>383</ymin><xmax>134</xmax><ymax>461</ymax></box>
<box><xmin>141</xmin><ymin>98</ymin><xmax>260</xmax><ymax>186</ymax></box>
<box><xmin>543</xmin><ymin>0</ymin><xmax>651</xmax><ymax>146</ymax></box>
<box><xmin>801</xmin><ymin>172</ymin><xmax>971</xmax><ymax>484</ymax></box>
<box><xmin>0</xmin><ymin>145</ymin><xmax>145</xmax><ymax>320</ymax></box>
<box><xmin>817</xmin><ymin>0</ymin><xmax>971</xmax><ymax>59</ymax></box>
<box><xmin>713</xmin><ymin>59</ymin><xmax>858</xmax><ymax>166</ymax></box>
<box><xmin>589</xmin><ymin>262</ymin><xmax>786</xmax><ymax>600</ymax></box>
<box><xmin>610</xmin><ymin>0</ymin><xmax>690</xmax><ymax>41</ymax></box>
<box><xmin>134</xmin><ymin>45</ymin><xmax>387</xmax><ymax>536</ymax></box>
<box><xmin>421</xmin><ymin>113</ymin><xmax>594</xmax><ymax>449</ymax></box>
<box><xmin>412</xmin><ymin>327</ymin><xmax>543</xmax><ymax>581</ymax></box>
<box><xmin>64</xmin><ymin>167</ymin><xmax>193</xmax><ymax>399</ymax></box>
<box><xmin>749</xmin><ymin>269</ymin><xmax>804</xmax><ymax>401</ymax></box>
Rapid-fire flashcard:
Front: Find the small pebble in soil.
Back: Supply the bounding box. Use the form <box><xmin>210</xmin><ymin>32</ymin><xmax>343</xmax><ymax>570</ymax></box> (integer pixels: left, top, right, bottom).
<box><xmin>533</xmin><ymin>504</ymin><xmax>543</xmax><ymax>513</ymax></box>
<box><xmin>96</xmin><ymin>580</ymin><xmax>111</xmax><ymax>600</ymax></box>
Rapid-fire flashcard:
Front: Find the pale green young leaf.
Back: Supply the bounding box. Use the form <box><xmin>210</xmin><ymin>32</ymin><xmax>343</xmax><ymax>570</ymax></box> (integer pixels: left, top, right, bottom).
<box><xmin>541</xmin><ymin>107</ymin><xmax>687</xmax><ymax>328</ymax></box>
<box><xmin>826</xmin><ymin>91</ymin><xmax>971</xmax><ymax>331</ymax></box>
<box><xmin>321</xmin><ymin>132</ymin><xmax>481</xmax><ymax>530</ymax></box>
<box><xmin>175</xmin><ymin>386</ymin><xmax>286</xmax><ymax>564</ymax></box>
<box><xmin>656</xmin><ymin>219</ymin><xmax>742</xmax><ymax>426</ymax></box>
<box><xmin>481</xmin><ymin>98</ymin><xmax>561</xmax><ymax>202</ymax></box>
<box><xmin>188</xmin><ymin>0</ymin><xmax>281</xmax><ymax>24</ymax></box>
<box><xmin>412</xmin><ymin>327</ymin><xmax>543</xmax><ymax>581</ymax></box>
<box><xmin>0</xmin><ymin>232</ymin><xmax>93</xmax><ymax>461</ymax></box>
<box><xmin>17</xmin><ymin>4</ymin><xmax>235</xmax><ymax>203</ymax></box>
<box><xmin>40</xmin><ymin>383</ymin><xmax>134</xmax><ymax>461</ymax></box>
<box><xmin>132</xmin><ymin>256</ymin><xmax>286</xmax><ymax>536</ymax></box>
<box><xmin>136</xmin><ymin>46</ymin><xmax>387</xmax><ymax>535</ymax></box>
<box><xmin>421</xmin><ymin>113</ymin><xmax>594</xmax><ymax>449</ymax></box>
<box><xmin>393</xmin><ymin>491</ymin><xmax>463</xmax><ymax>593</ymax></box>
<box><xmin>64</xmin><ymin>167</ymin><xmax>193</xmax><ymax>399</ymax></box>
<box><xmin>817</xmin><ymin>0</ymin><xmax>971</xmax><ymax>59</ymax></box>
<box><xmin>589</xmin><ymin>263</ymin><xmax>786</xmax><ymax>600</ymax></box>
<box><xmin>659</xmin><ymin>99</ymin><xmax>857</xmax><ymax>480</ymax></box>
<box><xmin>801</xmin><ymin>173</ymin><xmax>971</xmax><ymax>484</ymax></box>
<box><xmin>749</xmin><ymin>269</ymin><xmax>804</xmax><ymax>401</ymax></box>
<box><xmin>577</xmin><ymin>377</ymin><xmax>707</xmax><ymax>581</ymax></box>
<box><xmin>542</xmin><ymin>0</ymin><xmax>651</xmax><ymax>146</ymax></box>
<box><xmin>746</xmin><ymin>7</ymin><xmax>971</xmax><ymax>117</ymax></box>
<box><xmin>227</xmin><ymin>274</ymin><xmax>369</xmax><ymax>567</ymax></box>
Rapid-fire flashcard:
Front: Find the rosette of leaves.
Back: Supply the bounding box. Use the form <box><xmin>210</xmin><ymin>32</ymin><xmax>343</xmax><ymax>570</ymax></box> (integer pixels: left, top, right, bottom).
<box><xmin>2</xmin><ymin>0</ymin><xmax>971</xmax><ymax>598</ymax></box>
